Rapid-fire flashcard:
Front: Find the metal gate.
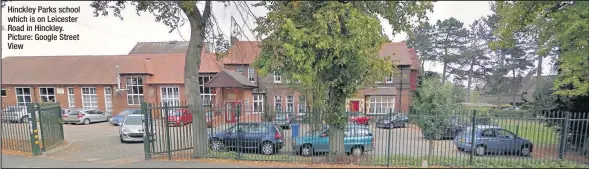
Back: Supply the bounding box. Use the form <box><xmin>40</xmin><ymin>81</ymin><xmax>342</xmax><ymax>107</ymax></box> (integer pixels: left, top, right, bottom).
<box><xmin>35</xmin><ymin>103</ymin><xmax>65</xmax><ymax>152</ymax></box>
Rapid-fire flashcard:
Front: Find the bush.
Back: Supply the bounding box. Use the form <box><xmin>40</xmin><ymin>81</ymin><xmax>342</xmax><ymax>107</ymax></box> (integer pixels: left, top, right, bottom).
<box><xmin>491</xmin><ymin>109</ymin><xmax>535</xmax><ymax>118</ymax></box>
<box><xmin>411</xmin><ymin>77</ymin><xmax>462</xmax><ymax>138</ymax></box>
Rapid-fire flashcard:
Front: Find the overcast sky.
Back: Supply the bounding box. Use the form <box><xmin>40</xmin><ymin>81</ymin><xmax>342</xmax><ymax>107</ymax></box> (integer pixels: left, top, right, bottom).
<box><xmin>3</xmin><ymin>1</ymin><xmax>555</xmax><ymax>76</ymax></box>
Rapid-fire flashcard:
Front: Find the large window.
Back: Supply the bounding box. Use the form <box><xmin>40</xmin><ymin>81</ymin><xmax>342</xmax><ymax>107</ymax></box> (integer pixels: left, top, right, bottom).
<box><xmin>369</xmin><ymin>96</ymin><xmax>395</xmax><ymax>114</ymax></box>
<box><xmin>15</xmin><ymin>87</ymin><xmax>32</xmax><ymax>105</ymax></box>
<box><xmin>248</xmin><ymin>67</ymin><xmax>255</xmax><ymax>83</ymax></box>
<box><xmin>81</xmin><ymin>87</ymin><xmax>98</xmax><ymax>110</ymax></box>
<box><xmin>126</xmin><ymin>77</ymin><xmax>144</xmax><ymax>105</ymax></box>
<box><xmin>104</xmin><ymin>87</ymin><xmax>113</xmax><ymax>112</ymax></box>
<box><xmin>67</xmin><ymin>87</ymin><xmax>76</xmax><ymax>108</ymax></box>
<box><xmin>274</xmin><ymin>95</ymin><xmax>282</xmax><ymax>112</ymax></box>
<box><xmin>161</xmin><ymin>86</ymin><xmax>180</xmax><ymax>106</ymax></box>
<box><xmin>199</xmin><ymin>76</ymin><xmax>215</xmax><ymax>105</ymax></box>
<box><xmin>39</xmin><ymin>87</ymin><xmax>56</xmax><ymax>103</ymax></box>
<box><xmin>274</xmin><ymin>72</ymin><xmax>281</xmax><ymax>83</ymax></box>
<box><xmin>298</xmin><ymin>96</ymin><xmax>307</xmax><ymax>113</ymax></box>
<box><xmin>1</xmin><ymin>89</ymin><xmax>6</xmax><ymax>97</ymax></box>
<box><xmin>253</xmin><ymin>94</ymin><xmax>264</xmax><ymax>114</ymax></box>
<box><xmin>286</xmin><ymin>95</ymin><xmax>294</xmax><ymax>112</ymax></box>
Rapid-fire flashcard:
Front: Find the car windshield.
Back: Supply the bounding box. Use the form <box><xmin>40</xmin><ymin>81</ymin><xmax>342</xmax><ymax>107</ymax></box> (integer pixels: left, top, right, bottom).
<box><xmin>305</xmin><ymin>126</ymin><xmax>328</xmax><ymax>136</ymax></box>
<box><xmin>124</xmin><ymin>116</ymin><xmax>143</xmax><ymax>125</ymax></box>
<box><xmin>168</xmin><ymin>109</ymin><xmax>185</xmax><ymax>116</ymax></box>
<box><xmin>119</xmin><ymin>110</ymin><xmax>136</xmax><ymax>116</ymax></box>
<box><xmin>69</xmin><ymin>110</ymin><xmax>82</xmax><ymax>115</ymax></box>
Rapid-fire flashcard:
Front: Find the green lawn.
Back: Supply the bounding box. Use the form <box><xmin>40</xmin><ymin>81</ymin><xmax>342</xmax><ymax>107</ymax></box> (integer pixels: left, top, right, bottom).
<box><xmin>494</xmin><ymin>119</ymin><xmax>560</xmax><ymax>145</ymax></box>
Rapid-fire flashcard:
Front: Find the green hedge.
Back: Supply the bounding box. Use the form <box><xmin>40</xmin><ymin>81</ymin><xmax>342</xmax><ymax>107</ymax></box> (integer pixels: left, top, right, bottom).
<box><xmin>491</xmin><ymin>109</ymin><xmax>536</xmax><ymax>118</ymax></box>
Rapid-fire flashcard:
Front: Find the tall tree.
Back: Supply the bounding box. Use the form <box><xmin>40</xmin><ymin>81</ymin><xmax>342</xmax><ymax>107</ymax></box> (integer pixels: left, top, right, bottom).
<box><xmin>492</xmin><ymin>1</ymin><xmax>589</xmax><ymax>97</ymax></box>
<box><xmin>88</xmin><ymin>1</ymin><xmax>229</xmax><ymax>158</ymax></box>
<box><xmin>407</xmin><ymin>21</ymin><xmax>436</xmax><ymax>77</ymax></box>
<box><xmin>433</xmin><ymin>18</ymin><xmax>469</xmax><ymax>83</ymax></box>
<box><xmin>253</xmin><ymin>1</ymin><xmax>432</xmax><ymax>161</ymax></box>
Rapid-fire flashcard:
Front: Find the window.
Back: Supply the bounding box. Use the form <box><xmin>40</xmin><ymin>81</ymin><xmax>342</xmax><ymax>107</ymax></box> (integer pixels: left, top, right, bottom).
<box><xmin>369</xmin><ymin>96</ymin><xmax>395</xmax><ymax>114</ymax></box>
<box><xmin>274</xmin><ymin>72</ymin><xmax>281</xmax><ymax>83</ymax></box>
<box><xmin>386</xmin><ymin>74</ymin><xmax>393</xmax><ymax>83</ymax></box>
<box><xmin>39</xmin><ymin>87</ymin><xmax>56</xmax><ymax>102</ymax></box>
<box><xmin>126</xmin><ymin>77</ymin><xmax>144</xmax><ymax>105</ymax></box>
<box><xmin>199</xmin><ymin>76</ymin><xmax>216</xmax><ymax>105</ymax></box>
<box><xmin>237</xmin><ymin>65</ymin><xmax>244</xmax><ymax>73</ymax></box>
<box><xmin>274</xmin><ymin>95</ymin><xmax>282</xmax><ymax>112</ymax></box>
<box><xmin>161</xmin><ymin>86</ymin><xmax>180</xmax><ymax>106</ymax></box>
<box><xmin>481</xmin><ymin>129</ymin><xmax>495</xmax><ymax>137</ymax></box>
<box><xmin>248</xmin><ymin>67</ymin><xmax>255</xmax><ymax>83</ymax></box>
<box><xmin>67</xmin><ymin>87</ymin><xmax>76</xmax><ymax>108</ymax></box>
<box><xmin>286</xmin><ymin>95</ymin><xmax>294</xmax><ymax>112</ymax></box>
<box><xmin>1</xmin><ymin>89</ymin><xmax>6</xmax><ymax>97</ymax></box>
<box><xmin>298</xmin><ymin>96</ymin><xmax>307</xmax><ymax>113</ymax></box>
<box><xmin>81</xmin><ymin>87</ymin><xmax>98</xmax><ymax>110</ymax></box>
<box><xmin>104</xmin><ymin>87</ymin><xmax>113</xmax><ymax>112</ymax></box>
<box><xmin>253</xmin><ymin>94</ymin><xmax>264</xmax><ymax>114</ymax></box>
<box><xmin>15</xmin><ymin>87</ymin><xmax>32</xmax><ymax>105</ymax></box>
<box><xmin>245</xmin><ymin>124</ymin><xmax>267</xmax><ymax>134</ymax></box>
<box><xmin>496</xmin><ymin>129</ymin><xmax>515</xmax><ymax>139</ymax></box>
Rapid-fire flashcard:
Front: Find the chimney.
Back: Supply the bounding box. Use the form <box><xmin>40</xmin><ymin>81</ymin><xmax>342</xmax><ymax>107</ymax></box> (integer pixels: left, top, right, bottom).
<box><xmin>143</xmin><ymin>57</ymin><xmax>154</xmax><ymax>74</ymax></box>
<box><xmin>230</xmin><ymin>36</ymin><xmax>239</xmax><ymax>46</ymax></box>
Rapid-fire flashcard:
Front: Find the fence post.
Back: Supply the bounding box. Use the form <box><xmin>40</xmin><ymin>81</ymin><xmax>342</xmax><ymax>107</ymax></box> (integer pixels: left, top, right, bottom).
<box><xmin>558</xmin><ymin>111</ymin><xmax>570</xmax><ymax>160</ymax></box>
<box><xmin>27</xmin><ymin>103</ymin><xmax>42</xmax><ymax>156</ymax></box>
<box><xmin>386</xmin><ymin>108</ymin><xmax>393</xmax><ymax>167</ymax></box>
<box><xmin>36</xmin><ymin>103</ymin><xmax>47</xmax><ymax>152</ymax></box>
<box><xmin>236</xmin><ymin>105</ymin><xmax>241</xmax><ymax>160</ymax></box>
<box><xmin>163</xmin><ymin>102</ymin><xmax>172</xmax><ymax>160</ymax></box>
<box><xmin>469</xmin><ymin>110</ymin><xmax>477</xmax><ymax>165</ymax></box>
<box><xmin>141</xmin><ymin>102</ymin><xmax>151</xmax><ymax>160</ymax></box>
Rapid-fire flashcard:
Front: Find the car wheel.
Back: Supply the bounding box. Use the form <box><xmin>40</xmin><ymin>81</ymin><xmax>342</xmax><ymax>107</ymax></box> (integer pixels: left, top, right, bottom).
<box><xmin>210</xmin><ymin>139</ymin><xmax>225</xmax><ymax>152</ymax></box>
<box><xmin>260</xmin><ymin>142</ymin><xmax>275</xmax><ymax>155</ymax></box>
<box><xmin>520</xmin><ymin>145</ymin><xmax>531</xmax><ymax>156</ymax></box>
<box><xmin>83</xmin><ymin>119</ymin><xmax>90</xmax><ymax>125</ymax></box>
<box><xmin>474</xmin><ymin>145</ymin><xmax>486</xmax><ymax>156</ymax></box>
<box><xmin>106</xmin><ymin>117</ymin><xmax>111</xmax><ymax>122</ymax></box>
<box><xmin>351</xmin><ymin>146</ymin><xmax>363</xmax><ymax>157</ymax></box>
<box><xmin>402</xmin><ymin>123</ymin><xmax>407</xmax><ymax>128</ymax></box>
<box><xmin>20</xmin><ymin>116</ymin><xmax>29</xmax><ymax>123</ymax></box>
<box><xmin>301</xmin><ymin>145</ymin><xmax>313</xmax><ymax>157</ymax></box>
<box><xmin>120</xmin><ymin>135</ymin><xmax>126</xmax><ymax>143</ymax></box>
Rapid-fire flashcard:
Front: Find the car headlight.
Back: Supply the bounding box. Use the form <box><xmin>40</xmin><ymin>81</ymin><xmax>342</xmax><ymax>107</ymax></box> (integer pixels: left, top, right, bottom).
<box><xmin>122</xmin><ymin>128</ymin><xmax>131</xmax><ymax>133</ymax></box>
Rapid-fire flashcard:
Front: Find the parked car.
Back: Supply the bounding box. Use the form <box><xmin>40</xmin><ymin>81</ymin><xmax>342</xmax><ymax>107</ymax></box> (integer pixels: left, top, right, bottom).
<box><xmin>167</xmin><ymin>109</ymin><xmax>192</xmax><ymax>127</ymax></box>
<box><xmin>2</xmin><ymin>106</ymin><xmax>33</xmax><ymax>123</ymax></box>
<box><xmin>453</xmin><ymin>125</ymin><xmax>533</xmax><ymax>156</ymax></box>
<box><xmin>375</xmin><ymin>113</ymin><xmax>409</xmax><ymax>129</ymax></box>
<box><xmin>422</xmin><ymin>116</ymin><xmax>465</xmax><ymax>140</ymax></box>
<box><xmin>119</xmin><ymin>114</ymin><xmax>155</xmax><ymax>143</ymax></box>
<box><xmin>110</xmin><ymin>109</ymin><xmax>141</xmax><ymax>126</ymax></box>
<box><xmin>348</xmin><ymin>113</ymin><xmax>370</xmax><ymax>125</ymax></box>
<box><xmin>273</xmin><ymin>113</ymin><xmax>291</xmax><ymax>129</ymax></box>
<box><xmin>209</xmin><ymin>122</ymin><xmax>284</xmax><ymax>155</ymax></box>
<box><xmin>292</xmin><ymin>125</ymin><xmax>374</xmax><ymax>157</ymax></box>
<box><xmin>63</xmin><ymin>109</ymin><xmax>112</xmax><ymax>125</ymax></box>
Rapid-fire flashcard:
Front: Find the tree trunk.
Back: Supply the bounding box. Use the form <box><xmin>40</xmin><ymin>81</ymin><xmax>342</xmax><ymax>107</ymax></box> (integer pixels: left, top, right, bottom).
<box><xmin>181</xmin><ymin>2</ymin><xmax>211</xmax><ymax>158</ymax></box>
<box><xmin>536</xmin><ymin>54</ymin><xmax>543</xmax><ymax>91</ymax></box>
<box><xmin>467</xmin><ymin>59</ymin><xmax>474</xmax><ymax>101</ymax></box>
<box><xmin>326</xmin><ymin>87</ymin><xmax>347</xmax><ymax>162</ymax></box>
<box><xmin>512</xmin><ymin>68</ymin><xmax>517</xmax><ymax>108</ymax></box>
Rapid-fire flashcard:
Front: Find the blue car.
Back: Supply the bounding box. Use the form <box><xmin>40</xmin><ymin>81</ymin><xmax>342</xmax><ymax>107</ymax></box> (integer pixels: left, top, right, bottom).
<box><xmin>109</xmin><ymin>109</ymin><xmax>141</xmax><ymax>126</ymax></box>
<box><xmin>454</xmin><ymin>125</ymin><xmax>533</xmax><ymax>156</ymax></box>
<box><xmin>209</xmin><ymin>122</ymin><xmax>284</xmax><ymax>155</ymax></box>
<box><xmin>292</xmin><ymin>125</ymin><xmax>374</xmax><ymax>157</ymax></box>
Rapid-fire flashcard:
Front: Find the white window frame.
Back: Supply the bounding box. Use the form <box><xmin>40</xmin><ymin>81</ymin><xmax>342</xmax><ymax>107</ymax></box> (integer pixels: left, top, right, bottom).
<box><xmin>81</xmin><ymin>87</ymin><xmax>98</xmax><ymax>110</ymax></box>
<box><xmin>199</xmin><ymin>76</ymin><xmax>215</xmax><ymax>105</ymax></box>
<box><xmin>274</xmin><ymin>72</ymin><xmax>281</xmax><ymax>83</ymax></box>
<box><xmin>126</xmin><ymin>77</ymin><xmax>144</xmax><ymax>105</ymax></box>
<box><xmin>1</xmin><ymin>88</ymin><xmax>6</xmax><ymax>97</ymax></box>
<box><xmin>67</xmin><ymin>87</ymin><xmax>76</xmax><ymax>108</ymax></box>
<box><xmin>286</xmin><ymin>95</ymin><xmax>294</xmax><ymax>112</ymax></box>
<box><xmin>160</xmin><ymin>86</ymin><xmax>181</xmax><ymax>106</ymax></box>
<box><xmin>248</xmin><ymin>67</ymin><xmax>255</xmax><ymax>83</ymax></box>
<box><xmin>253</xmin><ymin>94</ymin><xmax>264</xmax><ymax>114</ymax></box>
<box><xmin>39</xmin><ymin>87</ymin><xmax>56</xmax><ymax>103</ymax></box>
<box><xmin>298</xmin><ymin>96</ymin><xmax>307</xmax><ymax>113</ymax></box>
<box><xmin>15</xmin><ymin>87</ymin><xmax>32</xmax><ymax>105</ymax></box>
<box><xmin>274</xmin><ymin>95</ymin><xmax>282</xmax><ymax>112</ymax></box>
<box><xmin>386</xmin><ymin>74</ymin><xmax>394</xmax><ymax>83</ymax></box>
<box><xmin>104</xmin><ymin>87</ymin><xmax>113</xmax><ymax>112</ymax></box>
<box><xmin>368</xmin><ymin>96</ymin><xmax>395</xmax><ymax>115</ymax></box>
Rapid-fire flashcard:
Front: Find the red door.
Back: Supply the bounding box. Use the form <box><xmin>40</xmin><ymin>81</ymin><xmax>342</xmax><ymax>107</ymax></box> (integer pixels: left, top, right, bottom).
<box><xmin>225</xmin><ymin>102</ymin><xmax>241</xmax><ymax>123</ymax></box>
<box><xmin>351</xmin><ymin>101</ymin><xmax>360</xmax><ymax>112</ymax></box>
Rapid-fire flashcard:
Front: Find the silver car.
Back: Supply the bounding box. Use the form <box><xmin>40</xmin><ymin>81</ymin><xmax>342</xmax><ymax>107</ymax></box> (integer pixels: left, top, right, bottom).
<box><xmin>1</xmin><ymin>106</ymin><xmax>38</xmax><ymax>123</ymax></box>
<box><xmin>119</xmin><ymin>114</ymin><xmax>155</xmax><ymax>143</ymax></box>
<box><xmin>63</xmin><ymin>109</ymin><xmax>112</xmax><ymax>125</ymax></box>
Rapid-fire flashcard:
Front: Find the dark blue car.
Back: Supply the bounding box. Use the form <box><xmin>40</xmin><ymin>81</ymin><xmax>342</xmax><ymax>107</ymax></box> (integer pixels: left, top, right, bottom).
<box><xmin>209</xmin><ymin>122</ymin><xmax>284</xmax><ymax>155</ymax></box>
<box><xmin>109</xmin><ymin>109</ymin><xmax>141</xmax><ymax>126</ymax></box>
<box><xmin>454</xmin><ymin>125</ymin><xmax>533</xmax><ymax>156</ymax></box>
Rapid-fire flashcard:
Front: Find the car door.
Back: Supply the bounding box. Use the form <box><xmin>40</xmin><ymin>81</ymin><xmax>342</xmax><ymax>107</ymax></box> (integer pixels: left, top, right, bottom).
<box><xmin>222</xmin><ymin>125</ymin><xmax>240</xmax><ymax>148</ymax></box>
<box><xmin>95</xmin><ymin>110</ymin><xmax>106</xmax><ymax>121</ymax></box>
<box><xmin>495</xmin><ymin>129</ymin><xmax>518</xmax><ymax>153</ymax></box>
<box><xmin>315</xmin><ymin>129</ymin><xmax>330</xmax><ymax>152</ymax></box>
<box><xmin>84</xmin><ymin>110</ymin><xmax>95</xmax><ymax>121</ymax></box>
<box><xmin>479</xmin><ymin>129</ymin><xmax>501</xmax><ymax>153</ymax></box>
<box><xmin>242</xmin><ymin>124</ymin><xmax>264</xmax><ymax>149</ymax></box>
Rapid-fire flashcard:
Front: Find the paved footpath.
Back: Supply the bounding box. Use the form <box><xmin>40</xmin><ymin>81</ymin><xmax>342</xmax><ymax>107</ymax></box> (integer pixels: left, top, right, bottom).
<box><xmin>1</xmin><ymin>154</ymin><xmax>259</xmax><ymax>168</ymax></box>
